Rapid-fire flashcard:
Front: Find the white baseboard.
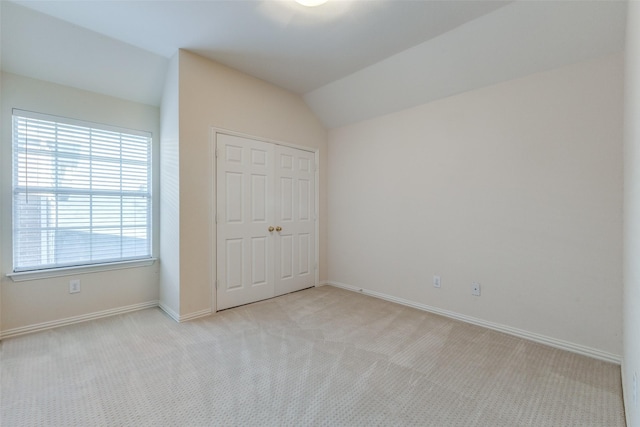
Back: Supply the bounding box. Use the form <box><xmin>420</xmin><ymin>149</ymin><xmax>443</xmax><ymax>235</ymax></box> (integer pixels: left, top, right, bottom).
<box><xmin>0</xmin><ymin>300</ymin><xmax>159</xmax><ymax>340</ymax></box>
<box><xmin>327</xmin><ymin>281</ymin><xmax>621</xmax><ymax>364</ymax></box>
<box><xmin>316</xmin><ymin>281</ymin><xmax>329</xmax><ymax>287</ymax></box>
<box><xmin>158</xmin><ymin>302</ymin><xmax>180</xmax><ymax>322</ymax></box>
<box><xmin>158</xmin><ymin>303</ymin><xmax>212</xmax><ymax>322</ymax></box>
<box><xmin>180</xmin><ymin>309</ymin><xmax>212</xmax><ymax>322</ymax></box>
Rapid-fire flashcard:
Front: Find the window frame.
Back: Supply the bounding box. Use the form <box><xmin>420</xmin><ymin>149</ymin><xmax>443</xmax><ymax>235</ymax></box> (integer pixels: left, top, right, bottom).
<box><xmin>8</xmin><ymin>109</ymin><xmax>156</xmax><ymax>280</ymax></box>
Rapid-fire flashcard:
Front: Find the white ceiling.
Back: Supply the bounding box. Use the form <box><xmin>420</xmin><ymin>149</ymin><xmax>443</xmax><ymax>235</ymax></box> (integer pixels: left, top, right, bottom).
<box><xmin>0</xmin><ymin>0</ymin><xmax>628</xmax><ymax>128</ymax></box>
<box><xmin>307</xmin><ymin>0</ymin><xmax>628</xmax><ymax>127</ymax></box>
<box><xmin>1</xmin><ymin>1</ymin><xmax>168</xmax><ymax>106</ymax></box>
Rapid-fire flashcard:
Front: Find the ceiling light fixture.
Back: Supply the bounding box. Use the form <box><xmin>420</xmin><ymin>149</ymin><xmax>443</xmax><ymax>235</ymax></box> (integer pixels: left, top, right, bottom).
<box><xmin>295</xmin><ymin>0</ymin><xmax>328</xmax><ymax>7</ymax></box>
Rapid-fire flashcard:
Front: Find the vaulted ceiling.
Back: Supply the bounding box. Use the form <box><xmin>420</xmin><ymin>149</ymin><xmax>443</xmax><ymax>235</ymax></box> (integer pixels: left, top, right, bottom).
<box><xmin>0</xmin><ymin>0</ymin><xmax>628</xmax><ymax>128</ymax></box>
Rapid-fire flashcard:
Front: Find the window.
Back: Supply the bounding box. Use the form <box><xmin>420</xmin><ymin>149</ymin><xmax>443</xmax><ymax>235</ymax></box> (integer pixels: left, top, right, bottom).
<box><xmin>12</xmin><ymin>109</ymin><xmax>152</xmax><ymax>273</ymax></box>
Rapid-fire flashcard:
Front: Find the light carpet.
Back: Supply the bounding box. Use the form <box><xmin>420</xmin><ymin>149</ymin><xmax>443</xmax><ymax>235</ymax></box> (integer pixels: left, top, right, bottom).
<box><xmin>0</xmin><ymin>286</ymin><xmax>625</xmax><ymax>426</ymax></box>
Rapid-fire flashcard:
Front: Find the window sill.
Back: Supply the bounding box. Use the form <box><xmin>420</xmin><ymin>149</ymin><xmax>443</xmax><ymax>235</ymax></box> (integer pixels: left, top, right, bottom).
<box><xmin>7</xmin><ymin>258</ymin><xmax>157</xmax><ymax>282</ymax></box>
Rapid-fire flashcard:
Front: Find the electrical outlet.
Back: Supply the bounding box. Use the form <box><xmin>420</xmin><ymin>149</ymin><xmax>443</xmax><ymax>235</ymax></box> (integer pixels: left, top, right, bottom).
<box><xmin>471</xmin><ymin>282</ymin><xmax>481</xmax><ymax>296</ymax></box>
<box><xmin>69</xmin><ymin>279</ymin><xmax>81</xmax><ymax>294</ymax></box>
<box><xmin>433</xmin><ymin>275</ymin><xmax>441</xmax><ymax>288</ymax></box>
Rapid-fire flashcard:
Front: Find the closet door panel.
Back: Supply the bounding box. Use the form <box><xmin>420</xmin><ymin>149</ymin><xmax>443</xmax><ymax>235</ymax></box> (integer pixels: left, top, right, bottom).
<box><xmin>216</xmin><ymin>134</ymin><xmax>275</xmax><ymax>310</ymax></box>
<box><xmin>274</xmin><ymin>145</ymin><xmax>316</xmax><ymax>296</ymax></box>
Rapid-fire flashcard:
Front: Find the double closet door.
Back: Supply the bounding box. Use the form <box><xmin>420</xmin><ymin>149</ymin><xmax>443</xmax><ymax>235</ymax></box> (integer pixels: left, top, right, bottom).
<box><xmin>216</xmin><ymin>133</ymin><xmax>316</xmax><ymax>310</ymax></box>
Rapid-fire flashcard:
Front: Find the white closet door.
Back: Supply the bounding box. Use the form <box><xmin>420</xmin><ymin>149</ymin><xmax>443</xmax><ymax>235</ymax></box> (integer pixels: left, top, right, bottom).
<box><xmin>274</xmin><ymin>145</ymin><xmax>316</xmax><ymax>296</ymax></box>
<box><xmin>216</xmin><ymin>134</ymin><xmax>275</xmax><ymax>310</ymax></box>
<box><xmin>216</xmin><ymin>133</ymin><xmax>316</xmax><ymax>310</ymax></box>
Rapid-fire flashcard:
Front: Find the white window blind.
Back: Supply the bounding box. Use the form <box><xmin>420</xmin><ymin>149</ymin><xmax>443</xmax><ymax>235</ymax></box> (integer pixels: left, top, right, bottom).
<box><xmin>12</xmin><ymin>109</ymin><xmax>152</xmax><ymax>272</ymax></box>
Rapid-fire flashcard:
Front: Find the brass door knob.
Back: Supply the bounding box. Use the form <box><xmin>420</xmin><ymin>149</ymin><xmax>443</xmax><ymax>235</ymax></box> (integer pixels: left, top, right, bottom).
<box><xmin>268</xmin><ymin>226</ymin><xmax>275</xmax><ymax>232</ymax></box>
<box><xmin>276</xmin><ymin>226</ymin><xmax>282</xmax><ymax>232</ymax></box>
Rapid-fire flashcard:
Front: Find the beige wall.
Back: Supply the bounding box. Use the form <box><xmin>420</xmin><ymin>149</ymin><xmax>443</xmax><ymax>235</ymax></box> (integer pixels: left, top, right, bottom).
<box><xmin>0</xmin><ymin>72</ymin><xmax>160</xmax><ymax>334</ymax></box>
<box><xmin>173</xmin><ymin>50</ymin><xmax>327</xmax><ymax>316</ymax></box>
<box><xmin>328</xmin><ymin>54</ymin><xmax>623</xmax><ymax>357</ymax></box>
<box><xmin>624</xmin><ymin>3</ymin><xmax>640</xmax><ymax>425</ymax></box>
<box><xmin>0</xmin><ymin>3</ymin><xmax>3</xmax><ymax>333</ymax></box>
<box><xmin>159</xmin><ymin>54</ymin><xmax>180</xmax><ymax>317</ymax></box>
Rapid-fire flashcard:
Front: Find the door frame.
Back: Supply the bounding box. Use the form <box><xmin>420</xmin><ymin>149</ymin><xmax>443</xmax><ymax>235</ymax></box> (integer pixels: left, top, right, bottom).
<box><xmin>209</xmin><ymin>127</ymin><xmax>319</xmax><ymax>312</ymax></box>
